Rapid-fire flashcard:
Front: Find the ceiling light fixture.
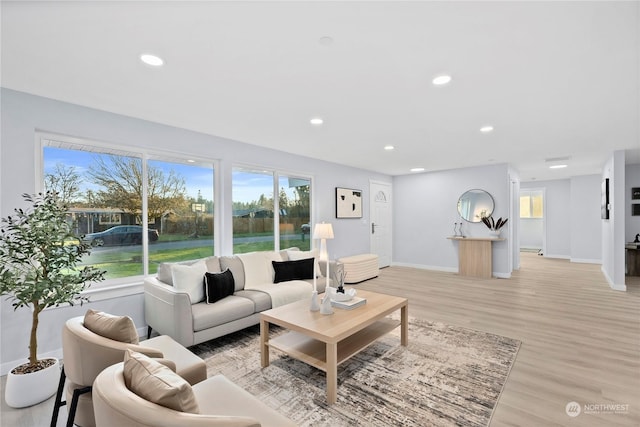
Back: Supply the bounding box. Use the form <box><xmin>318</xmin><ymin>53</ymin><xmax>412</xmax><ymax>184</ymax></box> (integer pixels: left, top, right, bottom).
<box><xmin>384</xmin><ymin>145</ymin><xmax>395</xmax><ymax>151</ymax></box>
<box><xmin>480</xmin><ymin>126</ymin><xmax>494</xmax><ymax>133</ymax></box>
<box><xmin>545</xmin><ymin>156</ymin><xmax>570</xmax><ymax>169</ymax></box>
<box><xmin>410</xmin><ymin>167</ymin><xmax>425</xmax><ymax>173</ymax></box>
<box><xmin>310</xmin><ymin>118</ymin><xmax>324</xmax><ymax>125</ymax></box>
<box><xmin>432</xmin><ymin>75</ymin><xmax>452</xmax><ymax>86</ymax></box>
<box><xmin>140</xmin><ymin>54</ymin><xmax>164</xmax><ymax>67</ymax></box>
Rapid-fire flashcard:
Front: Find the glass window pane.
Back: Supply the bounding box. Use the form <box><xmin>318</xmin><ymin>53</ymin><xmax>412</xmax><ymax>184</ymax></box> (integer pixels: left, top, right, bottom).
<box><xmin>520</xmin><ymin>195</ymin><xmax>531</xmax><ymax>218</ymax></box>
<box><xmin>532</xmin><ymin>194</ymin><xmax>544</xmax><ymax>218</ymax></box>
<box><xmin>44</xmin><ymin>145</ymin><xmax>144</xmax><ymax>279</ymax></box>
<box><xmin>147</xmin><ymin>159</ymin><xmax>214</xmax><ymax>273</ymax></box>
<box><xmin>278</xmin><ymin>175</ymin><xmax>311</xmax><ymax>251</ymax></box>
<box><xmin>232</xmin><ymin>168</ymin><xmax>274</xmax><ymax>253</ymax></box>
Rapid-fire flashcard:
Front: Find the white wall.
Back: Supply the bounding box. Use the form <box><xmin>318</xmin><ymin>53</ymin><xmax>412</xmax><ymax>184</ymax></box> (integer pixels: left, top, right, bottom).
<box><xmin>570</xmin><ymin>175</ymin><xmax>603</xmax><ymax>263</ymax></box>
<box><xmin>522</xmin><ymin>179</ymin><xmax>571</xmax><ymax>259</ymax></box>
<box><xmin>520</xmin><ymin>218</ymin><xmax>544</xmax><ymax>249</ymax></box>
<box><xmin>0</xmin><ymin>89</ymin><xmax>391</xmax><ymax>372</ymax></box>
<box><xmin>392</xmin><ymin>163</ymin><xmax>511</xmax><ymax>277</ymax></box>
<box><xmin>601</xmin><ymin>150</ymin><xmax>626</xmax><ymax>290</ymax></box>
<box><xmin>626</xmin><ymin>164</ymin><xmax>640</xmax><ymax>242</ymax></box>
<box><xmin>521</xmin><ymin>175</ymin><xmax>602</xmax><ymax>263</ymax></box>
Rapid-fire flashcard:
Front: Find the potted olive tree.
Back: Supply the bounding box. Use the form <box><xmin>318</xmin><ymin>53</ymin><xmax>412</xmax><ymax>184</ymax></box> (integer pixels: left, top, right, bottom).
<box><xmin>0</xmin><ymin>192</ymin><xmax>104</xmax><ymax>408</ymax></box>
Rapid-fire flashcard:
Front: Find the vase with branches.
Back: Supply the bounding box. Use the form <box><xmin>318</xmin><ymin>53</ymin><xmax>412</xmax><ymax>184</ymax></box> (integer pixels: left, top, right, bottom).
<box><xmin>481</xmin><ymin>215</ymin><xmax>508</xmax><ymax>236</ymax></box>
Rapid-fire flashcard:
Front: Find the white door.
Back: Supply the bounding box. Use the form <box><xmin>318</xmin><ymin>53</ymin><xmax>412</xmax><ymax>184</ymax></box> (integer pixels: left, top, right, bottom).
<box><xmin>370</xmin><ymin>181</ymin><xmax>392</xmax><ymax>268</ymax></box>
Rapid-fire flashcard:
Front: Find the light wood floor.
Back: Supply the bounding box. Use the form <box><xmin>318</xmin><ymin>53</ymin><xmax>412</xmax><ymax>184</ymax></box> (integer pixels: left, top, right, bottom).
<box><xmin>358</xmin><ymin>253</ymin><xmax>640</xmax><ymax>427</ymax></box>
<box><xmin>2</xmin><ymin>253</ymin><xmax>639</xmax><ymax>426</ymax></box>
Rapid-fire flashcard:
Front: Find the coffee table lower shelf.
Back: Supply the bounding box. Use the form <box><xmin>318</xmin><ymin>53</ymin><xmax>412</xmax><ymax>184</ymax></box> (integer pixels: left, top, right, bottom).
<box><xmin>267</xmin><ymin>317</ymin><xmax>400</xmax><ymax>371</ymax></box>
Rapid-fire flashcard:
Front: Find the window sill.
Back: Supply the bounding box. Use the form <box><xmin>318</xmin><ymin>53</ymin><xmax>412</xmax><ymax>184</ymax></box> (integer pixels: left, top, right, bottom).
<box><xmin>81</xmin><ymin>281</ymin><xmax>144</xmax><ymax>302</ymax></box>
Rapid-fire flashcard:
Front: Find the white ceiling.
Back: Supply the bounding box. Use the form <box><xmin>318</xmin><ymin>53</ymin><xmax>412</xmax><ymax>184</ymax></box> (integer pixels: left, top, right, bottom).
<box><xmin>2</xmin><ymin>1</ymin><xmax>639</xmax><ymax>180</ymax></box>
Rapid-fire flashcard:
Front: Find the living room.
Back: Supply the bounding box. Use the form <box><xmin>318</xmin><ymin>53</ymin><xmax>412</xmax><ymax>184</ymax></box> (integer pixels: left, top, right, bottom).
<box><xmin>1</xmin><ymin>1</ymin><xmax>639</xmax><ymax>426</ymax></box>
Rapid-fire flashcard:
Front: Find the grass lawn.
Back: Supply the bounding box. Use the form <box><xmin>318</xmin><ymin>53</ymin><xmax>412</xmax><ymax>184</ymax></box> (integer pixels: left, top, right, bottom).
<box><xmin>84</xmin><ymin>236</ymin><xmax>311</xmax><ymax>279</ymax></box>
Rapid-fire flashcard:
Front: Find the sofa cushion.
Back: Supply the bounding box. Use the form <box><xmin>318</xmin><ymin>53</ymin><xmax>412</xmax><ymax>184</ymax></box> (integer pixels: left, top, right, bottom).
<box><xmin>238</xmin><ymin>251</ymin><xmax>282</xmax><ymax>287</ymax></box>
<box><xmin>204</xmin><ymin>269</ymin><xmax>235</xmax><ymax>304</ymax></box>
<box><xmin>123</xmin><ymin>349</ymin><xmax>199</xmax><ymax>414</ymax></box>
<box><xmin>172</xmin><ymin>260</ymin><xmax>208</xmax><ymax>304</ymax></box>
<box><xmin>234</xmin><ymin>290</ymin><xmax>272</xmax><ymax>312</ymax></box>
<box><xmin>272</xmin><ymin>258</ymin><xmax>315</xmax><ymax>283</ymax></box>
<box><xmin>157</xmin><ymin>256</ymin><xmax>220</xmax><ymax>285</ymax></box>
<box><xmin>219</xmin><ymin>256</ymin><xmax>245</xmax><ymax>292</ymax></box>
<box><xmin>83</xmin><ymin>309</ymin><xmax>139</xmax><ymax>344</ymax></box>
<box><xmin>191</xmin><ymin>296</ymin><xmax>255</xmax><ymax>332</ymax></box>
<box><xmin>286</xmin><ymin>249</ymin><xmax>321</xmax><ymax>278</ymax></box>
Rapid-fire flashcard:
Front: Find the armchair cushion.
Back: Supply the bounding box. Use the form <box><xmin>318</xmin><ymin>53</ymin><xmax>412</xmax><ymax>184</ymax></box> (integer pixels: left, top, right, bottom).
<box><xmin>84</xmin><ymin>309</ymin><xmax>139</xmax><ymax>344</ymax></box>
<box><xmin>172</xmin><ymin>260</ymin><xmax>208</xmax><ymax>304</ymax></box>
<box><xmin>123</xmin><ymin>349</ymin><xmax>199</xmax><ymax>414</ymax></box>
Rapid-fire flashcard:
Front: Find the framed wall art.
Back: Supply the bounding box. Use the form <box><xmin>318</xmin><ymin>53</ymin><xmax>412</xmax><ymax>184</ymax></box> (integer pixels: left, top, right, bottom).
<box><xmin>601</xmin><ymin>178</ymin><xmax>610</xmax><ymax>220</ymax></box>
<box><xmin>336</xmin><ymin>187</ymin><xmax>362</xmax><ymax>218</ymax></box>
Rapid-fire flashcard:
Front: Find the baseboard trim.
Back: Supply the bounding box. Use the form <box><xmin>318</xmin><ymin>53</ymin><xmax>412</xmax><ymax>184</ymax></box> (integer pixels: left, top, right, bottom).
<box><xmin>391</xmin><ymin>262</ymin><xmax>457</xmax><ymax>273</ymax></box>
<box><xmin>601</xmin><ymin>266</ymin><xmax>627</xmax><ymax>292</ymax></box>
<box><xmin>570</xmin><ymin>258</ymin><xmax>602</xmax><ymax>265</ymax></box>
<box><xmin>544</xmin><ymin>254</ymin><xmax>570</xmax><ymax>260</ymax></box>
<box><xmin>391</xmin><ymin>262</ymin><xmax>511</xmax><ymax>278</ymax></box>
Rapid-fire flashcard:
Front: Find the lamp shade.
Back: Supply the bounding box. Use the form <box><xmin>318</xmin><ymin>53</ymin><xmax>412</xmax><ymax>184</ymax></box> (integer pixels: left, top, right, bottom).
<box><xmin>312</xmin><ymin>223</ymin><xmax>334</xmax><ymax>240</ymax></box>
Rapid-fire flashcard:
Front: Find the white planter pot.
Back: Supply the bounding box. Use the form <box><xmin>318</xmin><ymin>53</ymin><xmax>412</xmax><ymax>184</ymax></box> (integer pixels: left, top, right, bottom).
<box><xmin>5</xmin><ymin>358</ymin><xmax>60</xmax><ymax>408</ymax></box>
<box><xmin>489</xmin><ymin>230</ymin><xmax>501</xmax><ymax>238</ymax></box>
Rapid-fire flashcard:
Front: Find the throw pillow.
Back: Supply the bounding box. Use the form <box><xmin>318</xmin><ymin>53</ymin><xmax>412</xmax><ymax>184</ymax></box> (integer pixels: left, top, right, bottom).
<box><xmin>238</xmin><ymin>251</ymin><xmax>282</xmax><ymax>287</ymax></box>
<box><xmin>204</xmin><ymin>269</ymin><xmax>235</xmax><ymax>304</ymax></box>
<box><xmin>123</xmin><ymin>349</ymin><xmax>199</xmax><ymax>413</ymax></box>
<box><xmin>272</xmin><ymin>258</ymin><xmax>315</xmax><ymax>283</ymax></box>
<box><xmin>172</xmin><ymin>260</ymin><xmax>207</xmax><ymax>304</ymax></box>
<box><xmin>83</xmin><ymin>309</ymin><xmax>139</xmax><ymax>344</ymax></box>
<box><xmin>286</xmin><ymin>249</ymin><xmax>321</xmax><ymax>278</ymax></box>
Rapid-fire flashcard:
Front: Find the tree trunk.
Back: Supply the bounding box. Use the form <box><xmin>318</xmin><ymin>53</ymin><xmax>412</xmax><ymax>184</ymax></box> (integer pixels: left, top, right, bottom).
<box><xmin>29</xmin><ymin>303</ymin><xmax>40</xmax><ymax>366</ymax></box>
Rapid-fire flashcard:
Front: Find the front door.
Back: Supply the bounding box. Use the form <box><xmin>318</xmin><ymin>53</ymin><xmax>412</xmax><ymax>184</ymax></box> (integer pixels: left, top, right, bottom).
<box><xmin>369</xmin><ymin>181</ymin><xmax>392</xmax><ymax>268</ymax></box>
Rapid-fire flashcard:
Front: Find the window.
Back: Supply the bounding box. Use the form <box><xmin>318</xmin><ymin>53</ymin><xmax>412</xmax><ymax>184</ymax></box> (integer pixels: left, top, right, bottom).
<box><xmin>42</xmin><ymin>136</ymin><xmax>215</xmax><ymax>283</ymax></box>
<box><xmin>520</xmin><ymin>190</ymin><xmax>544</xmax><ymax>218</ymax></box>
<box><xmin>232</xmin><ymin>167</ymin><xmax>312</xmax><ymax>254</ymax></box>
<box><xmin>278</xmin><ymin>175</ymin><xmax>311</xmax><ymax>251</ymax></box>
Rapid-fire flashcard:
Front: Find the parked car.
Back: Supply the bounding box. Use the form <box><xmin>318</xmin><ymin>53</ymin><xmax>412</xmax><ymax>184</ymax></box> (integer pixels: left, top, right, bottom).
<box><xmin>81</xmin><ymin>225</ymin><xmax>159</xmax><ymax>247</ymax></box>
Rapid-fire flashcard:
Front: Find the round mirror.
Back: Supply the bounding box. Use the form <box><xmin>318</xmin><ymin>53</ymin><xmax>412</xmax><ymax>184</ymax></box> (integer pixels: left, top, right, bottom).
<box><xmin>457</xmin><ymin>189</ymin><xmax>494</xmax><ymax>222</ymax></box>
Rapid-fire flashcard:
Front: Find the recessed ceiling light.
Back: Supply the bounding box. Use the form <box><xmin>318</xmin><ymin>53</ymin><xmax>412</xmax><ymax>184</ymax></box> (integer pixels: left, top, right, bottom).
<box><xmin>432</xmin><ymin>75</ymin><xmax>452</xmax><ymax>85</ymax></box>
<box><xmin>140</xmin><ymin>54</ymin><xmax>164</xmax><ymax>67</ymax></box>
<box><xmin>310</xmin><ymin>118</ymin><xmax>324</xmax><ymax>125</ymax></box>
<box><xmin>480</xmin><ymin>126</ymin><xmax>494</xmax><ymax>133</ymax></box>
<box><xmin>384</xmin><ymin>145</ymin><xmax>395</xmax><ymax>151</ymax></box>
<box><xmin>410</xmin><ymin>167</ymin><xmax>425</xmax><ymax>173</ymax></box>
<box><xmin>549</xmin><ymin>164</ymin><xmax>568</xmax><ymax>169</ymax></box>
<box><xmin>319</xmin><ymin>36</ymin><xmax>334</xmax><ymax>46</ymax></box>
<box><xmin>187</xmin><ymin>159</ymin><xmax>195</xmax><ymax>163</ymax></box>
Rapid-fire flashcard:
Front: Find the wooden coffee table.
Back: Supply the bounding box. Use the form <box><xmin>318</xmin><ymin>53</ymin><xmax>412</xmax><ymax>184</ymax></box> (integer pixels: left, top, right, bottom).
<box><xmin>260</xmin><ymin>289</ymin><xmax>408</xmax><ymax>404</ymax></box>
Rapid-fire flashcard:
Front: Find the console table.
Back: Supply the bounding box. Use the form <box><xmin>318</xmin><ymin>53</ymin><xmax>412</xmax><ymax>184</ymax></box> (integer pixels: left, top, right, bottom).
<box><xmin>447</xmin><ymin>236</ymin><xmax>505</xmax><ymax>278</ymax></box>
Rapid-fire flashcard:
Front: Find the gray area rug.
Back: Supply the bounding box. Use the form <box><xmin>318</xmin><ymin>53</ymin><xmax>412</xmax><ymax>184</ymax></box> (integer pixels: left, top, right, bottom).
<box><xmin>191</xmin><ymin>316</ymin><xmax>520</xmax><ymax>426</ymax></box>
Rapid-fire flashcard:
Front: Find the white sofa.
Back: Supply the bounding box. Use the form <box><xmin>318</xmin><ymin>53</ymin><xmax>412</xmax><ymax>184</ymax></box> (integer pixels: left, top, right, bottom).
<box><xmin>144</xmin><ymin>249</ymin><xmax>331</xmax><ymax>347</ymax></box>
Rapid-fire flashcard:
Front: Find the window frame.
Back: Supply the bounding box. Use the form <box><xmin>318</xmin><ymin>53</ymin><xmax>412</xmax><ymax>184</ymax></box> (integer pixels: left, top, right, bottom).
<box><xmin>36</xmin><ymin>132</ymin><xmax>220</xmax><ymax>300</ymax></box>
<box><xmin>232</xmin><ymin>163</ymin><xmax>314</xmax><ymax>254</ymax></box>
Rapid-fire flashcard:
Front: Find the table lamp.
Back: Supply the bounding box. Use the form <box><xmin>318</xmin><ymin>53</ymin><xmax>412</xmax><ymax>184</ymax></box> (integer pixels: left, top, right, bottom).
<box><xmin>313</xmin><ymin>222</ymin><xmax>334</xmax><ymax>290</ymax></box>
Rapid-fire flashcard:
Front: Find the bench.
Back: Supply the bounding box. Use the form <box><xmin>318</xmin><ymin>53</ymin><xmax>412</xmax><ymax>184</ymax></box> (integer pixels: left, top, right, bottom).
<box><xmin>337</xmin><ymin>253</ymin><xmax>379</xmax><ymax>283</ymax></box>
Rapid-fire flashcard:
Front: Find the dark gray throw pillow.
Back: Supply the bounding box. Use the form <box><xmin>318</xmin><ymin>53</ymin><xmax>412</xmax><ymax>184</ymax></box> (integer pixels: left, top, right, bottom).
<box><xmin>272</xmin><ymin>258</ymin><xmax>315</xmax><ymax>283</ymax></box>
<box><xmin>204</xmin><ymin>269</ymin><xmax>235</xmax><ymax>304</ymax></box>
